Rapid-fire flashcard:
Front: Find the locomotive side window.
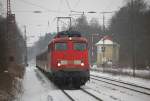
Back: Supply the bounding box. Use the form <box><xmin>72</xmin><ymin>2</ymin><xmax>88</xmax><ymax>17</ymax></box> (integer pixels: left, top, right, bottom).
<box><xmin>55</xmin><ymin>42</ymin><xmax>67</xmax><ymax>51</ymax></box>
<box><xmin>74</xmin><ymin>43</ymin><xmax>86</xmax><ymax>51</ymax></box>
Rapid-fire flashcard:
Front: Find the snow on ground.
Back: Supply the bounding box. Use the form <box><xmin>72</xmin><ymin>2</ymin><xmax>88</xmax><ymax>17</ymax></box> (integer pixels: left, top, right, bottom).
<box><xmin>84</xmin><ymin>79</ymin><xmax>150</xmax><ymax>101</ymax></box>
<box><xmin>14</xmin><ymin>64</ymin><xmax>70</xmax><ymax>101</ymax></box>
<box><xmin>90</xmin><ymin>70</ymin><xmax>150</xmax><ymax>89</ymax></box>
<box><xmin>89</xmin><ymin>66</ymin><xmax>150</xmax><ymax>101</ymax></box>
<box><xmin>65</xmin><ymin>90</ymin><xmax>99</xmax><ymax>101</ymax></box>
<box><xmin>14</xmin><ymin>60</ymin><xmax>150</xmax><ymax>101</ymax></box>
<box><xmin>91</xmin><ymin>66</ymin><xmax>150</xmax><ymax>78</ymax></box>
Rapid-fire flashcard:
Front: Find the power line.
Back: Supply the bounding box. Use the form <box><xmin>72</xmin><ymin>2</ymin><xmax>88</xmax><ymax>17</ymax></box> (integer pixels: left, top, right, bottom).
<box><xmin>57</xmin><ymin>0</ymin><xmax>63</xmax><ymax>13</ymax></box>
<box><xmin>12</xmin><ymin>10</ymin><xmax>41</xmax><ymax>13</ymax></box>
<box><xmin>73</xmin><ymin>0</ymin><xmax>81</xmax><ymax>9</ymax></box>
<box><xmin>65</xmin><ymin>0</ymin><xmax>71</xmax><ymax>11</ymax></box>
<box><xmin>16</xmin><ymin>0</ymin><xmax>68</xmax><ymax>14</ymax></box>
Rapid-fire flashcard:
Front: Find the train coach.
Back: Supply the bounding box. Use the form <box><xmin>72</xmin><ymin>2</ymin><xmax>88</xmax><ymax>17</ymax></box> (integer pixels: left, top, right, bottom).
<box><xmin>36</xmin><ymin>31</ymin><xmax>90</xmax><ymax>88</ymax></box>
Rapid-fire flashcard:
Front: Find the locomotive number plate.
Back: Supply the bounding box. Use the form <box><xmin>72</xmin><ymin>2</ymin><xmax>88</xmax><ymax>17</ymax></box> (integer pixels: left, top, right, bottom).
<box><xmin>68</xmin><ymin>60</ymin><xmax>73</xmax><ymax>64</ymax></box>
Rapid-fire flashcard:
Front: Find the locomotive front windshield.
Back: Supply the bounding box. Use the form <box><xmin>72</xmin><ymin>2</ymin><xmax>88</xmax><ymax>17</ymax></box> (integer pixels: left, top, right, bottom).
<box><xmin>55</xmin><ymin>42</ymin><xmax>67</xmax><ymax>51</ymax></box>
<box><xmin>74</xmin><ymin>43</ymin><xmax>87</xmax><ymax>51</ymax></box>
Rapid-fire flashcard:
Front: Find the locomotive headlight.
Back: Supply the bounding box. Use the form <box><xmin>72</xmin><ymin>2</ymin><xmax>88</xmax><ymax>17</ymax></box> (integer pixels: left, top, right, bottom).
<box><xmin>81</xmin><ymin>62</ymin><xmax>84</xmax><ymax>66</ymax></box>
<box><xmin>57</xmin><ymin>63</ymin><xmax>61</xmax><ymax>67</ymax></box>
<box><xmin>69</xmin><ymin>37</ymin><xmax>72</xmax><ymax>40</ymax></box>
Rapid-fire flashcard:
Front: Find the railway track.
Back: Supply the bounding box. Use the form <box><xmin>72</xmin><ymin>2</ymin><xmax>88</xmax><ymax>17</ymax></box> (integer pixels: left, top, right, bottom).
<box><xmin>37</xmin><ymin>68</ymin><xmax>102</xmax><ymax>101</ymax></box>
<box><xmin>61</xmin><ymin>88</ymin><xmax>103</xmax><ymax>101</ymax></box>
<box><xmin>80</xmin><ymin>88</ymin><xmax>103</xmax><ymax>101</ymax></box>
<box><xmin>90</xmin><ymin>74</ymin><xmax>150</xmax><ymax>96</ymax></box>
<box><xmin>61</xmin><ymin>89</ymin><xmax>75</xmax><ymax>101</ymax></box>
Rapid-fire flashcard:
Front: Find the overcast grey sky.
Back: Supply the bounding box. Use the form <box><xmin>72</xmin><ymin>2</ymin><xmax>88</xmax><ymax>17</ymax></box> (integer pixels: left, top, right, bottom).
<box><xmin>0</xmin><ymin>0</ymin><xmax>138</xmax><ymax>46</ymax></box>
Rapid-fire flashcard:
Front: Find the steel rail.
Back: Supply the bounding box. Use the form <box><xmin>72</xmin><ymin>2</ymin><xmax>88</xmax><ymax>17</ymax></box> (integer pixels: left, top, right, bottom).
<box><xmin>91</xmin><ymin>74</ymin><xmax>150</xmax><ymax>91</ymax></box>
<box><xmin>91</xmin><ymin>75</ymin><xmax>150</xmax><ymax>96</ymax></box>
<box><xmin>80</xmin><ymin>88</ymin><xmax>103</xmax><ymax>101</ymax></box>
<box><xmin>61</xmin><ymin>89</ymin><xmax>76</xmax><ymax>101</ymax></box>
<box><xmin>61</xmin><ymin>88</ymin><xmax>103</xmax><ymax>101</ymax></box>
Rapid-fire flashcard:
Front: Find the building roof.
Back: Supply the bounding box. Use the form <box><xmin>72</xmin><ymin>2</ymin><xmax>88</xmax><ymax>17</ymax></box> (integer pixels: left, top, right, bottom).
<box><xmin>96</xmin><ymin>38</ymin><xmax>119</xmax><ymax>46</ymax></box>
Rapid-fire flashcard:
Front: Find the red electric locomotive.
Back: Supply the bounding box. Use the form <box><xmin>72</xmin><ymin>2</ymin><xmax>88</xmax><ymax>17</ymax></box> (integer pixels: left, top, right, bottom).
<box><xmin>36</xmin><ymin>31</ymin><xmax>90</xmax><ymax>88</ymax></box>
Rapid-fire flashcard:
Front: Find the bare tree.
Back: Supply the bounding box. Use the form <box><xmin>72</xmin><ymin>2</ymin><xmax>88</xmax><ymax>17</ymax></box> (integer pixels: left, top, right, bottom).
<box><xmin>109</xmin><ymin>0</ymin><xmax>150</xmax><ymax>68</ymax></box>
<box><xmin>0</xmin><ymin>2</ymin><xmax>5</xmax><ymax>16</ymax></box>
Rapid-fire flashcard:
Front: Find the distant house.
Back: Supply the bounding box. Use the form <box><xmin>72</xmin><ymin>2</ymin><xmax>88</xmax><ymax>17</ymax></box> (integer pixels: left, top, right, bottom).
<box><xmin>95</xmin><ymin>36</ymin><xmax>120</xmax><ymax>66</ymax></box>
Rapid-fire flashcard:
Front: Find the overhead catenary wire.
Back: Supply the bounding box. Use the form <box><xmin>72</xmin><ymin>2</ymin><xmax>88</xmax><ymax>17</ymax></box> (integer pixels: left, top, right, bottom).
<box><xmin>65</xmin><ymin>0</ymin><xmax>72</xmax><ymax>11</ymax></box>
<box><xmin>16</xmin><ymin>0</ymin><xmax>68</xmax><ymax>14</ymax></box>
<box><xmin>15</xmin><ymin>0</ymin><xmax>117</xmax><ymax>32</ymax></box>
<box><xmin>73</xmin><ymin>0</ymin><xmax>81</xmax><ymax>9</ymax></box>
<box><xmin>57</xmin><ymin>0</ymin><xmax>63</xmax><ymax>14</ymax></box>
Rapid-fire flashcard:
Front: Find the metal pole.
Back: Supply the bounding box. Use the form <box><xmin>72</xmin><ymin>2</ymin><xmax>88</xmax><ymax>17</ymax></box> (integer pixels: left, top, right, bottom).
<box><xmin>102</xmin><ymin>12</ymin><xmax>105</xmax><ymax>67</ymax></box>
<box><xmin>92</xmin><ymin>34</ymin><xmax>94</xmax><ymax>65</ymax></box>
<box><xmin>102</xmin><ymin>37</ymin><xmax>105</xmax><ymax>67</ymax></box>
<box><xmin>102</xmin><ymin>13</ymin><xmax>105</xmax><ymax>33</ymax></box>
<box><xmin>24</xmin><ymin>25</ymin><xmax>28</xmax><ymax>66</ymax></box>
<box><xmin>131</xmin><ymin>0</ymin><xmax>136</xmax><ymax>77</ymax></box>
<box><xmin>57</xmin><ymin>17</ymin><xmax>59</xmax><ymax>33</ymax></box>
<box><xmin>69</xmin><ymin>17</ymin><xmax>72</xmax><ymax>30</ymax></box>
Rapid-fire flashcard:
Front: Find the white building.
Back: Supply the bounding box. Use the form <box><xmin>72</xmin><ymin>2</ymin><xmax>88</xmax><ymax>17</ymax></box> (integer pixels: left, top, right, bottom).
<box><xmin>96</xmin><ymin>37</ymin><xmax>120</xmax><ymax>66</ymax></box>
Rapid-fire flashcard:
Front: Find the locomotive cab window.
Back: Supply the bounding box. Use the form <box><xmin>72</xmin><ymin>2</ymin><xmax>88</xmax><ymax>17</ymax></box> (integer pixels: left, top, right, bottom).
<box><xmin>74</xmin><ymin>43</ymin><xmax>87</xmax><ymax>51</ymax></box>
<box><xmin>55</xmin><ymin>42</ymin><xmax>67</xmax><ymax>51</ymax></box>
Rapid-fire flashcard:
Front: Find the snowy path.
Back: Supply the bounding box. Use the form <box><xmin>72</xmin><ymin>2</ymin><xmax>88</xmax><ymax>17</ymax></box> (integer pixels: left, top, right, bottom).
<box><xmin>16</xmin><ymin>66</ymin><xmax>70</xmax><ymax>101</ymax></box>
<box><xmin>15</xmin><ymin>65</ymin><xmax>103</xmax><ymax>101</ymax></box>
